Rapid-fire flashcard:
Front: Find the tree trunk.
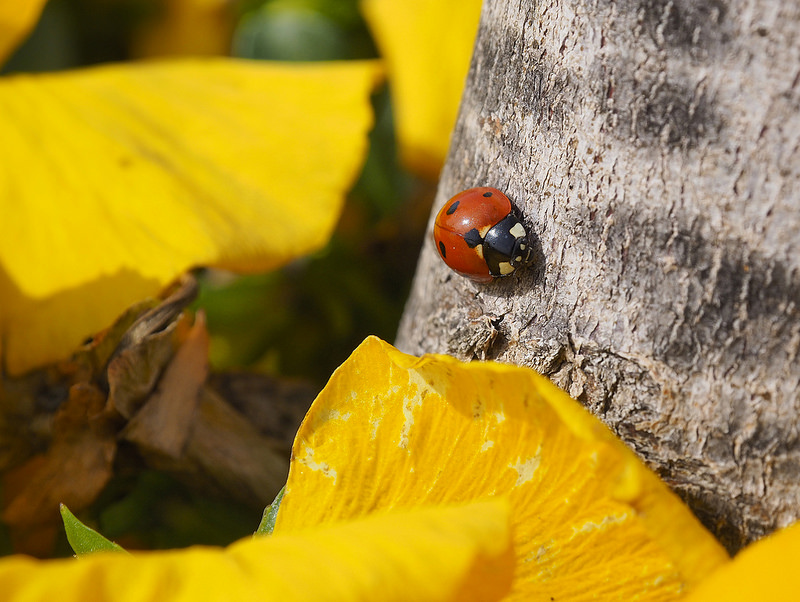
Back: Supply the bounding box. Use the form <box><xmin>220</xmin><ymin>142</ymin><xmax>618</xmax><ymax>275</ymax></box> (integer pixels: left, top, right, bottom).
<box><xmin>396</xmin><ymin>0</ymin><xmax>800</xmax><ymax>553</ymax></box>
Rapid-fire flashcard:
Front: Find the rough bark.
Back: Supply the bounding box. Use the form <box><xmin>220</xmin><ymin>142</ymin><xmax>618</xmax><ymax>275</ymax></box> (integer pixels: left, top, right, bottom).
<box><xmin>396</xmin><ymin>0</ymin><xmax>800</xmax><ymax>553</ymax></box>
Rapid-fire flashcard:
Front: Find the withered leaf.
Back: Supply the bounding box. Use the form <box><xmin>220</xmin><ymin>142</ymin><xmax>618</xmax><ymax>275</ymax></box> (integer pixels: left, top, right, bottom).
<box><xmin>2</xmin><ymin>383</ymin><xmax>116</xmax><ymax>554</ymax></box>
<box><xmin>121</xmin><ymin>312</ymin><xmax>209</xmax><ymax>459</ymax></box>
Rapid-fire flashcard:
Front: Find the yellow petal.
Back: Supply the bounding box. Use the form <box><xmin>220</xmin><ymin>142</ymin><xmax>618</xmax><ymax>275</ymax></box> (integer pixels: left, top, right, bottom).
<box><xmin>684</xmin><ymin>521</ymin><xmax>800</xmax><ymax>601</ymax></box>
<box><xmin>0</xmin><ymin>500</ymin><xmax>513</xmax><ymax>602</ymax></box>
<box><xmin>276</xmin><ymin>336</ymin><xmax>730</xmax><ymax>601</ymax></box>
<box><xmin>0</xmin><ymin>59</ymin><xmax>382</xmax><ymax>374</ymax></box>
<box><xmin>361</xmin><ymin>0</ymin><xmax>481</xmax><ymax>177</ymax></box>
<box><xmin>0</xmin><ymin>0</ymin><xmax>48</xmax><ymax>66</ymax></box>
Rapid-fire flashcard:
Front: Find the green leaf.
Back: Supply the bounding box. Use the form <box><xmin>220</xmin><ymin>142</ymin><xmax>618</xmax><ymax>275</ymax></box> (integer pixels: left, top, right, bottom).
<box><xmin>60</xmin><ymin>504</ymin><xmax>127</xmax><ymax>556</ymax></box>
<box><xmin>255</xmin><ymin>487</ymin><xmax>285</xmax><ymax>536</ymax></box>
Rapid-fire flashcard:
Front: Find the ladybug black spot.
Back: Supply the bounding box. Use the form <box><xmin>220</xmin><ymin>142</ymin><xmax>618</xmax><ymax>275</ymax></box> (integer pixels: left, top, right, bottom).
<box><xmin>446</xmin><ymin>201</ymin><xmax>460</xmax><ymax>215</ymax></box>
<box><xmin>463</xmin><ymin>228</ymin><xmax>483</xmax><ymax>248</ymax></box>
<box><xmin>438</xmin><ymin>240</ymin><xmax>447</xmax><ymax>258</ymax></box>
<box><xmin>482</xmin><ymin>191</ymin><xmax>492</xmax><ymax>197</ymax></box>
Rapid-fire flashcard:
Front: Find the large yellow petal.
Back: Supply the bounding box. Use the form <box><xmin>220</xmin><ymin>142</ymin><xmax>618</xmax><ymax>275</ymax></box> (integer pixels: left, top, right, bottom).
<box><xmin>684</xmin><ymin>521</ymin><xmax>800</xmax><ymax>601</ymax></box>
<box><xmin>0</xmin><ymin>59</ymin><xmax>382</xmax><ymax>374</ymax></box>
<box><xmin>361</xmin><ymin>0</ymin><xmax>481</xmax><ymax>177</ymax></box>
<box><xmin>0</xmin><ymin>500</ymin><xmax>513</xmax><ymax>602</ymax></box>
<box><xmin>0</xmin><ymin>0</ymin><xmax>48</xmax><ymax>66</ymax></box>
<box><xmin>275</xmin><ymin>336</ymin><xmax>730</xmax><ymax>601</ymax></box>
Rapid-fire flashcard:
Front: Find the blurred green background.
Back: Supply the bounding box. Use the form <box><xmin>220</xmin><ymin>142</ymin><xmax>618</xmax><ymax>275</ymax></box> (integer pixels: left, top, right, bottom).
<box><xmin>1</xmin><ymin>0</ymin><xmax>435</xmax><ymax>554</ymax></box>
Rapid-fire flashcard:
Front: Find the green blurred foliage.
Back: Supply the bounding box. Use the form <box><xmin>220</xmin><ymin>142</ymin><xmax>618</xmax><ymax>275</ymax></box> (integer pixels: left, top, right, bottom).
<box><xmin>92</xmin><ymin>471</ymin><xmax>261</xmax><ymax>550</ymax></box>
<box><xmin>2</xmin><ymin>0</ymin><xmax>434</xmax><ymax>555</ymax></box>
<box><xmin>2</xmin><ymin>0</ymin><xmax>155</xmax><ymax>73</ymax></box>
<box><xmin>0</xmin><ymin>520</ymin><xmax>11</xmax><ymax>556</ymax></box>
<box><xmin>233</xmin><ymin>0</ymin><xmax>376</xmax><ymax>61</ymax></box>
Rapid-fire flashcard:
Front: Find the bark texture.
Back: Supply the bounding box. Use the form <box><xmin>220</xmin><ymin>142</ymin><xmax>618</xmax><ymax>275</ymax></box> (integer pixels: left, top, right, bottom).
<box><xmin>396</xmin><ymin>0</ymin><xmax>800</xmax><ymax>553</ymax></box>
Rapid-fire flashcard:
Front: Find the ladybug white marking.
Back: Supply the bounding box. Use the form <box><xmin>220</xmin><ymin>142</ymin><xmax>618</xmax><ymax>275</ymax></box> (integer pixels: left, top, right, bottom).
<box><xmin>509</xmin><ymin>222</ymin><xmax>527</xmax><ymax>239</ymax></box>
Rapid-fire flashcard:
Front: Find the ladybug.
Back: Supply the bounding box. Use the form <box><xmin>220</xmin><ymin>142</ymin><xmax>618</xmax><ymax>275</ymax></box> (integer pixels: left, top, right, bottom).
<box><xmin>433</xmin><ymin>187</ymin><xmax>534</xmax><ymax>283</ymax></box>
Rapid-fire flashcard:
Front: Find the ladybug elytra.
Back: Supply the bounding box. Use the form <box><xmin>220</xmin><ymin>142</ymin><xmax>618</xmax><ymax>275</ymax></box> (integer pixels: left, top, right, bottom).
<box><xmin>433</xmin><ymin>187</ymin><xmax>534</xmax><ymax>283</ymax></box>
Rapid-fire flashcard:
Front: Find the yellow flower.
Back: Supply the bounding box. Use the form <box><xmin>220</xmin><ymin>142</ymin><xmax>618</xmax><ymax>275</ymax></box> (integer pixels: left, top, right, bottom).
<box><xmin>0</xmin><ymin>2</ymin><xmax>381</xmax><ymax>375</ymax></box>
<box><xmin>684</xmin><ymin>520</ymin><xmax>800</xmax><ymax>601</ymax></box>
<box><xmin>275</xmin><ymin>336</ymin><xmax>730</xmax><ymax>600</ymax></box>
<box><xmin>2</xmin><ymin>336</ymin><xmax>798</xmax><ymax>600</ymax></box>
<box><xmin>361</xmin><ymin>0</ymin><xmax>482</xmax><ymax>178</ymax></box>
<box><xmin>0</xmin><ymin>501</ymin><xmax>514</xmax><ymax>601</ymax></box>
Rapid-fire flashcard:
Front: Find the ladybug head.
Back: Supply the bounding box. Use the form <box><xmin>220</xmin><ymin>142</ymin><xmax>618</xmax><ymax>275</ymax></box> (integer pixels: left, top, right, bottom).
<box><xmin>510</xmin><ymin>235</ymin><xmax>534</xmax><ymax>268</ymax></box>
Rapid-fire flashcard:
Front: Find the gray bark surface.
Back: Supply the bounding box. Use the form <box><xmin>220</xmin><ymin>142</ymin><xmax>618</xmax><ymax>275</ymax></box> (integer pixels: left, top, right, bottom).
<box><xmin>396</xmin><ymin>0</ymin><xmax>800</xmax><ymax>553</ymax></box>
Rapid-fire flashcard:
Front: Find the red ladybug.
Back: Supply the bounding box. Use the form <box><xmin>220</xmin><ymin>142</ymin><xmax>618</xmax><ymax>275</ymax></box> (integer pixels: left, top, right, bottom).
<box><xmin>433</xmin><ymin>187</ymin><xmax>534</xmax><ymax>283</ymax></box>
